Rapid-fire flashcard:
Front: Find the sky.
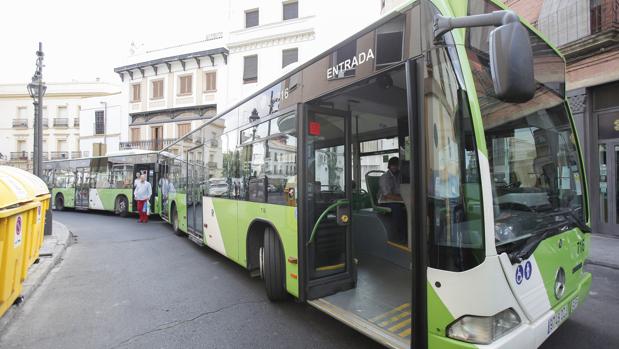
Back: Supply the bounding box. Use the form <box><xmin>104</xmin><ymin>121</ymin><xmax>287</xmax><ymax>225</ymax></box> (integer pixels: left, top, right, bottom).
<box><xmin>1</xmin><ymin>0</ymin><xmax>380</xmax><ymax>85</ymax></box>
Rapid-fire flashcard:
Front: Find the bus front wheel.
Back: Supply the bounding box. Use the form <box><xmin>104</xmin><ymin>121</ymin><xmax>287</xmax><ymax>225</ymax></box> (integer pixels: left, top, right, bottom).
<box><xmin>116</xmin><ymin>196</ymin><xmax>129</xmax><ymax>217</ymax></box>
<box><xmin>262</xmin><ymin>227</ymin><xmax>287</xmax><ymax>301</ymax></box>
<box><xmin>55</xmin><ymin>194</ymin><xmax>64</xmax><ymax>211</ymax></box>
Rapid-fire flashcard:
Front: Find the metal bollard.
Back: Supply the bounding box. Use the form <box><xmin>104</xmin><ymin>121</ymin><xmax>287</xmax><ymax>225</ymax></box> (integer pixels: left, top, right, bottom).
<box><xmin>44</xmin><ymin>209</ymin><xmax>52</xmax><ymax>235</ymax></box>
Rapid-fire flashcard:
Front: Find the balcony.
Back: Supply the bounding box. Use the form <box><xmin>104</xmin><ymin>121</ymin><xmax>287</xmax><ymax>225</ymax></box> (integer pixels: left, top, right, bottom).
<box><xmin>209</xmin><ymin>139</ymin><xmax>219</xmax><ymax>148</ymax></box>
<box><xmin>73</xmin><ymin>118</ymin><xmax>80</xmax><ymax>127</ymax></box>
<box><xmin>31</xmin><ymin>152</ymin><xmax>49</xmax><ymax>161</ymax></box>
<box><xmin>51</xmin><ymin>151</ymin><xmax>69</xmax><ymax>160</ymax></box>
<box><xmin>53</xmin><ymin>118</ymin><xmax>69</xmax><ymax>128</ymax></box>
<box><xmin>10</xmin><ymin>151</ymin><xmax>29</xmax><ymax>160</ymax></box>
<box><xmin>12</xmin><ymin>119</ymin><xmax>28</xmax><ymax>128</ymax></box>
<box><xmin>43</xmin><ymin>118</ymin><xmax>49</xmax><ymax>128</ymax></box>
<box><xmin>536</xmin><ymin>0</ymin><xmax>619</xmax><ymax>61</ymax></box>
<box><xmin>70</xmin><ymin>151</ymin><xmax>83</xmax><ymax>159</ymax></box>
<box><xmin>120</xmin><ymin>138</ymin><xmax>177</xmax><ymax>151</ymax></box>
<box><xmin>208</xmin><ymin>161</ymin><xmax>218</xmax><ymax>168</ymax></box>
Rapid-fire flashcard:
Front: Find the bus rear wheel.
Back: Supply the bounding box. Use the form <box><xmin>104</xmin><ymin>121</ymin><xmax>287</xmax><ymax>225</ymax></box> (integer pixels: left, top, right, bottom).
<box><xmin>55</xmin><ymin>195</ymin><xmax>64</xmax><ymax>211</ymax></box>
<box><xmin>116</xmin><ymin>196</ymin><xmax>129</xmax><ymax>217</ymax></box>
<box><xmin>262</xmin><ymin>227</ymin><xmax>287</xmax><ymax>301</ymax></box>
<box><xmin>172</xmin><ymin>206</ymin><xmax>182</xmax><ymax>236</ymax></box>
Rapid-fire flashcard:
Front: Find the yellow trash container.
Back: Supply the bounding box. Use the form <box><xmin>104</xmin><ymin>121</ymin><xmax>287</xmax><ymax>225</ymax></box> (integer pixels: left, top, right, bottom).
<box><xmin>0</xmin><ymin>166</ymin><xmax>51</xmax><ymax>272</ymax></box>
<box><xmin>0</xmin><ymin>173</ymin><xmax>40</xmax><ymax>317</ymax></box>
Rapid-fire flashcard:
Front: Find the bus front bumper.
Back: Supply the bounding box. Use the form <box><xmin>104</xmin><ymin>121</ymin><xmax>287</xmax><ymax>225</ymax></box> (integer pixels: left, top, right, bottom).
<box><xmin>430</xmin><ymin>271</ymin><xmax>592</xmax><ymax>349</ymax></box>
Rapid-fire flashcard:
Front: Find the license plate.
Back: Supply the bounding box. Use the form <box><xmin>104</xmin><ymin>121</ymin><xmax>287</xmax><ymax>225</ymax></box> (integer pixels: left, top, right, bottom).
<box><xmin>547</xmin><ymin>296</ymin><xmax>579</xmax><ymax>335</ymax></box>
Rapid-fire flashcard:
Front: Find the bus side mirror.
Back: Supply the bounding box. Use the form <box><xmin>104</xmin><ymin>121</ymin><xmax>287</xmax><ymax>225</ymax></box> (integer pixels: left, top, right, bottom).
<box><xmin>433</xmin><ymin>10</ymin><xmax>536</xmax><ymax>103</ymax></box>
<box><xmin>489</xmin><ymin>22</ymin><xmax>535</xmax><ymax>103</ymax></box>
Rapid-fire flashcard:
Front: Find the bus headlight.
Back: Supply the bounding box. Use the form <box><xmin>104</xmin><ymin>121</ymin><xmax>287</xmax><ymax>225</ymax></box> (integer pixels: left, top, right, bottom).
<box><xmin>447</xmin><ymin>309</ymin><xmax>521</xmax><ymax>344</ymax></box>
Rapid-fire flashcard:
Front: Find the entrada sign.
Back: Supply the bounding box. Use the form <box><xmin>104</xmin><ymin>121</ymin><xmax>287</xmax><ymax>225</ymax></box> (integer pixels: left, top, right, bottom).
<box><xmin>327</xmin><ymin>49</ymin><xmax>375</xmax><ymax>79</ymax></box>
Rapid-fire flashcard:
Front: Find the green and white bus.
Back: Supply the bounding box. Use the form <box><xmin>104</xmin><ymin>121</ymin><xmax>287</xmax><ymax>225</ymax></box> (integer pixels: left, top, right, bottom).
<box><xmin>44</xmin><ymin>150</ymin><xmax>169</xmax><ymax>217</ymax></box>
<box><xmin>159</xmin><ymin>0</ymin><xmax>591</xmax><ymax>347</ymax></box>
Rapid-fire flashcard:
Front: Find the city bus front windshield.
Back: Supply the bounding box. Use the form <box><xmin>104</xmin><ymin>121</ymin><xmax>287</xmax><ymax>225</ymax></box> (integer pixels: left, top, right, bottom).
<box><xmin>465</xmin><ymin>2</ymin><xmax>585</xmax><ymax>247</ymax></box>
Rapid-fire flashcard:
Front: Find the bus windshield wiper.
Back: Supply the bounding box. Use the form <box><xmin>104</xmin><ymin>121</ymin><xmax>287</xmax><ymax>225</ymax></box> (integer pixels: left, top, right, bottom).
<box><xmin>507</xmin><ymin>221</ymin><xmax>570</xmax><ymax>264</ymax></box>
<box><xmin>544</xmin><ymin>208</ymin><xmax>591</xmax><ymax>233</ymax></box>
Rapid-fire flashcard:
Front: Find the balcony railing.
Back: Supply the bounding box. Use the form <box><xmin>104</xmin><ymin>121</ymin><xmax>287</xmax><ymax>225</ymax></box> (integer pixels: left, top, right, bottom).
<box><xmin>73</xmin><ymin>118</ymin><xmax>80</xmax><ymax>127</ymax></box>
<box><xmin>10</xmin><ymin>151</ymin><xmax>29</xmax><ymax>160</ymax></box>
<box><xmin>209</xmin><ymin>139</ymin><xmax>219</xmax><ymax>148</ymax></box>
<box><xmin>119</xmin><ymin>138</ymin><xmax>177</xmax><ymax>151</ymax></box>
<box><xmin>12</xmin><ymin>119</ymin><xmax>28</xmax><ymax>128</ymax></box>
<box><xmin>70</xmin><ymin>151</ymin><xmax>83</xmax><ymax>159</ymax></box>
<box><xmin>537</xmin><ymin>0</ymin><xmax>619</xmax><ymax>47</ymax></box>
<box><xmin>43</xmin><ymin>118</ymin><xmax>49</xmax><ymax>128</ymax></box>
<box><xmin>51</xmin><ymin>151</ymin><xmax>69</xmax><ymax>160</ymax></box>
<box><xmin>31</xmin><ymin>152</ymin><xmax>49</xmax><ymax>161</ymax></box>
<box><xmin>53</xmin><ymin>118</ymin><xmax>69</xmax><ymax>128</ymax></box>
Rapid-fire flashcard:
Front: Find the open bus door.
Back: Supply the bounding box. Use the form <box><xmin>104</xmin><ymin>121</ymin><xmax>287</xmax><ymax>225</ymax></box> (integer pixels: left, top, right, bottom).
<box><xmin>74</xmin><ymin>167</ymin><xmax>90</xmax><ymax>209</ymax></box>
<box><xmin>302</xmin><ymin>105</ymin><xmax>356</xmax><ymax>299</ymax></box>
<box><xmin>158</xmin><ymin>160</ymin><xmax>170</xmax><ymax>221</ymax></box>
<box><xmin>186</xmin><ymin>144</ymin><xmax>205</xmax><ymax>244</ymax></box>
<box><xmin>300</xmin><ymin>60</ymin><xmax>427</xmax><ymax>349</ymax></box>
<box><xmin>132</xmin><ymin>163</ymin><xmax>156</xmax><ymax>213</ymax></box>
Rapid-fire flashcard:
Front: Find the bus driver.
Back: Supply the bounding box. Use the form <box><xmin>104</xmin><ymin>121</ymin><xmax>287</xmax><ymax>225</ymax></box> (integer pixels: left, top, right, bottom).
<box><xmin>378</xmin><ymin>157</ymin><xmax>407</xmax><ymax>244</ymax></box>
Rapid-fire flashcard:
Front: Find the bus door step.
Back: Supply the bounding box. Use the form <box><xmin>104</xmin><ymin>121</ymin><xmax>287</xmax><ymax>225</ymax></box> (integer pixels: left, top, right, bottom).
<box><xmin>187</xmin><ymin>232</ymin><xmax>204</xmax><ymax>246</ymax></box>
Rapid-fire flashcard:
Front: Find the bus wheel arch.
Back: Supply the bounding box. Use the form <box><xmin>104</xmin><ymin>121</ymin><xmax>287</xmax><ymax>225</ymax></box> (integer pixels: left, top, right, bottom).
<box><xmin>115</xmin><ymin>195</ymin><xmax>129</xmax><ymax>217</ymax></box>
<box><xmin>171</xmin><ymin>201</ymin><xmax>182</xmax><ymax>235</ymax></box>
<box><xmin>246</xmin><ymin>220</ymin><xmax>287</xmax><ymax>301</ymax></box>
<box><xmin>55</xmin><ymin>193</ymin><xmax>65</xmax><ymax>211</ymax></box>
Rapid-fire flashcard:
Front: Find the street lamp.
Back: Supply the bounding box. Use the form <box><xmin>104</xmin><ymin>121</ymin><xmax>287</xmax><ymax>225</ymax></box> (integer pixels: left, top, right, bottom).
<box><xmin>249</xmin><ymin>108</ymin><xmax>260</xmax><ymax>142</ymax></box>
<box><xmin>249</xmin><ymin>108</ymin><xmax>260</xmax><ymax>124</ymax></box>
<box><xmin>27</xmin><ymin>42</ymin><xmax>46</xmax><ymax>177</ymax></box>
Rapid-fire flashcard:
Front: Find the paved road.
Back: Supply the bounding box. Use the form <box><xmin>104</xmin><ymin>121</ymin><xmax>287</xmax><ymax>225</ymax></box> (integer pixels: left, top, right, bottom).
<box><xmin>1</xmin><ymin>211</ymin><xmax>617</xmax><ymax>349</ymax></box>
<box><xmin>0</xmin><ymin>211</ymin><xmax>380</xmax><ymax>349</ymax></box>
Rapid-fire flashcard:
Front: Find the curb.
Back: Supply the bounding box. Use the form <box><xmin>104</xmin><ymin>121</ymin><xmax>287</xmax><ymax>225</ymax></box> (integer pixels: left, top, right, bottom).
<box><xmin>585</xmin><ymin>259</ymin><xmax>619</xmax><ymax>270</ymax></box>
<box><xmin>0</xmin><ymin>220</ymin><xmax>72</xmax><ymax>333</ymax></box>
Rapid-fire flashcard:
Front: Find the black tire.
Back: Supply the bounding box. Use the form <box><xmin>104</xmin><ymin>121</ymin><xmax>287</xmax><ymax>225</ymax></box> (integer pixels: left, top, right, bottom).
<box><xmin>117</xmin><ymin>196</ymin><xmax>129</xmax><ymax>217</ymax></box>
<box><xmin>172</xmin><ymin>205</ymin><xmax>182</xmax><ymax>236</ymax></box>
<box><xmin>263</xmin><ymin>227</ymin><xmax>287</xmax><ymax>301</ymax></box>
<box><xmin>55</xmin><ymin>194</ymin><xmax>64</xmax><ymax>211</ymax></box>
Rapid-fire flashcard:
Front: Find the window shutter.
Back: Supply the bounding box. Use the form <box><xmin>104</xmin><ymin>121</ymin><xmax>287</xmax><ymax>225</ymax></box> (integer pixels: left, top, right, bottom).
<box><xmin>283</xmin><ymin>2</ymin><xmax>298</xmax><ymax>20</ymax></box>
<box><xmin>180</xmin><ymin>75</ymin><xmax>192</xmax><ymax>94</ymax></box>
<box><xmin>282</xmin><ymin>48</ymin><xmax>298</xmax><ymax>68</ymax></box>
<box><xmin>246</xmin><ymin>10</ymin><xmax>259</xmax><ymax>28</ymax></box>
<box><xmin>205</xmin><ymin>72</ymin><xmax>216</xmax><ymax>91</ymax></box>
<box><xmin>243</xmin><ymin>56</ymin><xmax>258</xmax><ymax>82</ymax></box>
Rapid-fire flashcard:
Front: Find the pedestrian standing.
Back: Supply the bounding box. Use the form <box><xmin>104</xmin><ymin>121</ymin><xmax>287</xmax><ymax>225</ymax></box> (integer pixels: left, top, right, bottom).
<box><xmin>134</xmin><ymin>174</ymin><xmax>152</xmax><ymax>223</ymax></box>
<box><xmin>134</xmin><ymin>172</ymin><xmax>141</xmax><ymax>188</ymax></box>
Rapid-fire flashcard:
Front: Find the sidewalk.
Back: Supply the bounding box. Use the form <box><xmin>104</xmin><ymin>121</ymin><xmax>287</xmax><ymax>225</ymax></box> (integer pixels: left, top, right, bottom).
<box><xmin>588</xmin><ymin>233</ymin><xmax>619</xmax><ymax>270</ymax></box>
<box><xmin>0</xmin><ymin>220</ymin><xmax>71</xmax><ymax>332</ymax></box>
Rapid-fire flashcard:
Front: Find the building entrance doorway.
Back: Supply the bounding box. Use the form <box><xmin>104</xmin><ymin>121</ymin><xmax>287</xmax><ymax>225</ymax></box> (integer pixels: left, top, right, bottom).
<box><xmin>597</xmin><ymin>139</ymin><xmax>619</xmax><ymax>235</ymax></box>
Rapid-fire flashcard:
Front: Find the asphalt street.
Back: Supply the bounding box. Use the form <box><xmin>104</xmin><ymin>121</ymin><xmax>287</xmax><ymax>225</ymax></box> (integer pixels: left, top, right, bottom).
<box><xmin>0</xmin><ymin>211</ymin><xmax>618</xmax><ymax>349</ymax></box>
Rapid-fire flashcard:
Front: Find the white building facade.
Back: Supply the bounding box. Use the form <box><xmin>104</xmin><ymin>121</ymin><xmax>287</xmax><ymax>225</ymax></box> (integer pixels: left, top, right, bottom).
<box><xmin>113</xmin><ymin>0</ymin><xmax>380</xmax><ymax>152</ymax></box>
<box><xmin>78</xmin><ymin>92</ymin><xmax>126</xmax><ymax>156</ymax></box>
<box><xmin>113</xmin><ymin>42</ymin><xmax>229</xmax><ymax>152</ymax></box>
<box><xmin>0</xmin><ymin>82</ymin><xmax>121</xmax><ymax>170</ymax></box>
<box><xmin>225</xmin><ymin>0</ymin><xmax>317</xmax><ymax>106</ymax></box>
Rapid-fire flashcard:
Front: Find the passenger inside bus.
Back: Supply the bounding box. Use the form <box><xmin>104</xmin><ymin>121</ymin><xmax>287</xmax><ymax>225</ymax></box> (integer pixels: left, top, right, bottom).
<box><xmin>377</xmin><ymin>157</ymin><xmax>407</xmax><ymax>244</ymax></box>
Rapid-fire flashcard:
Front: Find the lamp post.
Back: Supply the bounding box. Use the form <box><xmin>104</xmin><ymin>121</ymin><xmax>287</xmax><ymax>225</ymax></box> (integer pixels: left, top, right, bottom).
<box><xmin>249</xmin><ymin>108</ymin><xmax>260</xmax><ymax>140</ymax></box>
<box><xmin>27</xmin><ymin>42</ymin><xmax>46</xmax><ymax>177</ymax></box>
